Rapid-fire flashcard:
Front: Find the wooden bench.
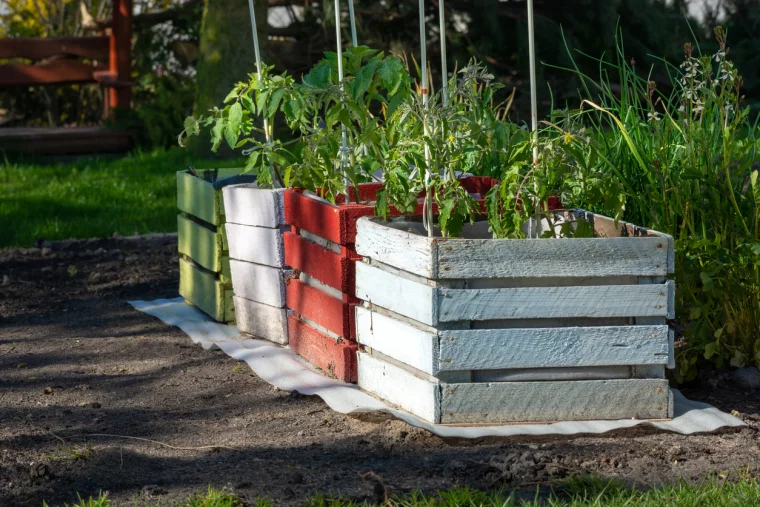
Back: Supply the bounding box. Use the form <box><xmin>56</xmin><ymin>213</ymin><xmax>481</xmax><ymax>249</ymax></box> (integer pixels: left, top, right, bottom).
<box><xmin>0</xmin><ymin>0</ymin><xmax>133</xmax><ymax>155</ymax></box>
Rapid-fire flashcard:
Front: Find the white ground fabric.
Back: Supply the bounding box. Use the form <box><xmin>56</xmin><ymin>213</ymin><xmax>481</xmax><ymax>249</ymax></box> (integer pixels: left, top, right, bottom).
<box><xmin>130</xmin><ymin>297</ymin><xmax>746</xmax><ymax>438</ymax></box>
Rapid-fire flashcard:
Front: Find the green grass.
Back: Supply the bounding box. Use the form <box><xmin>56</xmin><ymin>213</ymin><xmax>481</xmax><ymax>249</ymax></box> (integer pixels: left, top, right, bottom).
<box><xmin>0</xmin><ymin>149</ymin><xmax>244</xmax><ymax>248</ymax></box>
<box><xmin>49</xmin><ymin>476</ymin><xmax>760</xmax><ymax>507</ymax></box>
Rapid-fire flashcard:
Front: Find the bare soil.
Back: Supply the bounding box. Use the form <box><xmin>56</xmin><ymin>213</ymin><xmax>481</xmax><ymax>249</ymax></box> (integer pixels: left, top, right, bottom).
<box><xmin>1</xmin><ymin>236</ymin><xmax>759</xmax><ymax>506</ymax></box>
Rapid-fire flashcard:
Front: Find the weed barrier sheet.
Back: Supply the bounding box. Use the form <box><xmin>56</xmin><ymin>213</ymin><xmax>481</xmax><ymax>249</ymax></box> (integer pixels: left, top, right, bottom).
<box><xmin>130</xmin><ymin>297</ymin><xmax>746</xmax><ymax>438</ymax></box>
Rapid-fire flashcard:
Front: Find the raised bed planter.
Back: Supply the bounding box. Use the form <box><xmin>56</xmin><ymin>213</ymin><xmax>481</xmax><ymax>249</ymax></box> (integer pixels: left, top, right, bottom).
<box><xmin>223</xmin><ymin>185</ymin><xmax>290</xmax><ymax>344</ymax></box>
<box><xmin>353</xmin><ymin>211</ymin><xmax>676</xmax><ymax>424</ymax></box>
<box><xmin>177</xmin><ymin>168</ymin><xmax>241</xmax><ymax>323</ymax></box>
<box><xmin>283</xmin><ymin>177</ymin><xmax>499</xmax><ymax>383</ymax></box>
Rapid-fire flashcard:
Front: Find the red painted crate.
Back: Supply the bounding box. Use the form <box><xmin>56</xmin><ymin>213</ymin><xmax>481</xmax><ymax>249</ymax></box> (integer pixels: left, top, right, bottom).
<box><xmin>283</xmin><ymin>177</ymin><xmax>501</xmax><ymax>383</ymax></box>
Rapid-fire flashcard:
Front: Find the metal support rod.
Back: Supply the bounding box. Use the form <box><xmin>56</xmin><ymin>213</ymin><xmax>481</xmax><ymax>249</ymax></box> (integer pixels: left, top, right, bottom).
<box><xmin>419</xmin><ymin>0</ymin><xmax>433</xmax><ymax>237</ymax></box>
<box><xmin>335</xmin><ymin>0</ymin><xmax>350</xmax><ymax>198</ymax></box>
<box><xmin>439</xmin><ymin>0</ymin><xmax>448</xmax><ymax>108</ymax></box>
<box><xmin>526</xmin><ymin>0</ymin><xmax>540</xmax><ymax>237</ymax></box>
<box><xmin>348</xmin><ymin>0</ymin><xmax>358</xmax><ymax>47</ymax></box>
<box><xmin>247</xmin><ymin>0</ymin><xmax>280</xmax><ymax>187</ymax></box>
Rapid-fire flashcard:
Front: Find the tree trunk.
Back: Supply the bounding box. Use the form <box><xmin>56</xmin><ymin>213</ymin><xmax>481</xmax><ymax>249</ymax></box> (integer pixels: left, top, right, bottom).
<box><xmin>192</xmin><ymin>0</ymin><xmax>268</xmax><ymax>157</ymax></box>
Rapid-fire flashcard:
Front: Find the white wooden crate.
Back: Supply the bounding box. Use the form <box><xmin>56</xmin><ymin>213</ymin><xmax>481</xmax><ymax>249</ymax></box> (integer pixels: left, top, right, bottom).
<box><xmin>354</xmin><ymin>211</ymin><xmax>676</xmax><ymax>424</ymax></box>
<box><xmin>223</xmin><ymin>185</ymin><xmax>290</xmax><ymax>343</ymax></box>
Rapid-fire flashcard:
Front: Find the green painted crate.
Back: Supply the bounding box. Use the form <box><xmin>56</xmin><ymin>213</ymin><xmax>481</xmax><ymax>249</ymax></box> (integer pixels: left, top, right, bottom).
<box><xmin>177</xmin><ymin>168</ymin><xmax>240</xmax><ymax>323</ymax></box>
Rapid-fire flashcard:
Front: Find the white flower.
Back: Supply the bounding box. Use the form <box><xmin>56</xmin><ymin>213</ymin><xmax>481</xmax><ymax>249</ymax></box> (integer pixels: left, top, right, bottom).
<box><xmin>714</xmin><ymin>50</ymin><xmax>726</xmax><ymax>62</ymax></box>
<box><xmin>647</xmin><ymin>111</ymin><xmax>661</xmax><ymax>122</ymax></box>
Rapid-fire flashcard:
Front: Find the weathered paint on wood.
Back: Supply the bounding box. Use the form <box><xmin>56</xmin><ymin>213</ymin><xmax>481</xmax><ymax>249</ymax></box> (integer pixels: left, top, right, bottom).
<box><xmin>179</xmin><ymin>257</ymin><xmax>234</xmax><ymax>323</ymax></box>
<box><xmin>354</xmin><ymin>216</ymin><xmax>672</xmax><ymax>280</ymax></box>
<box><xmin>288</xmin><ymin>316</ymin><xmax>358</xmax><ymax>382</ymax></box>
<box><xmin>439</xmin><ymin>326</ymin><xmax>670</xmax><ymax>370</ymax></box>
<box><xmin>357</xmin><ymin>352</ymin><xmax>440</xmax><ymax>422</ymax></box>
<box><xmin>229</xmin><ymin>259</ymin><xmax>288</xmax><ymax>308</ymax></box>
<box><xmin>233</xmin><ymin>296</ymin><xmax>288</xmax><ymax>344</ymax></box>
<box><xmin>225</xmin><ymin>223</ymin><xmax>285</xmax><ymax>268</ymax></box>
<box><xmin>355</xmin><ymin>261</ymin><xmax>436</xmax><ymax>325</ymax></box>
<box><xmin>287</xmin><ymin>278</ymin><xmax>355</xmax><ymax>339</ymax></box>
<box><xmin>284</xmin><ymin>231</ymin><xmax>358</xmax><ymax>294</ymax></box>
<box><xmin>356</xmin><ymin>306</ymin><xmax>670</xmax><ymax>374</ymax></box>
<box><xmin>355</xmin><ymin>306</ymin><xmax>437</xmax><ymax>375</ymax></box>
<box><xmin>356</xmin><ymin>261</ymin><xmax>673</xmax><ymax>325</ymax></box>
<box><xmin>440</xmin><ymin>379</ymin><xmax>673</xmax><ymax>423</ymax></box>
<box><xmin>176</xmin><ymin>169</ymin><xmax>239</xmax><ymax>226</ymax></box>
<box><xmin>177</xmin><ymin>214</ymin><xmax>224</xmax><ymax>273</ymax></box>
<box><xmin>223</xmin><ymin>185</ymin><xmax>285</xmax><ymax>228</ymax></box>
<box><xmin>438</xmin><ymin>282</ymin><xmax>675</xmax><ymax>322</ymax></box>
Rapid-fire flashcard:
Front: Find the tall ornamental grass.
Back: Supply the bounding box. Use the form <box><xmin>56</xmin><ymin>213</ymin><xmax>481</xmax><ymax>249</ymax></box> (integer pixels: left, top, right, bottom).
<box><xmin>553</xmin><ymin>27</ymin><xmax>760</xmax><ymax>381</ymax></box>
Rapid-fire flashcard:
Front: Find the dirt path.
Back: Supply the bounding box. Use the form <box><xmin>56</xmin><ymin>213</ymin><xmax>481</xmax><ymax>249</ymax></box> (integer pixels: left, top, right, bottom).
<box><xmin>1</xmin><ymin>237</ymin><xmax>759</xmax><ymax>506</ymax></box>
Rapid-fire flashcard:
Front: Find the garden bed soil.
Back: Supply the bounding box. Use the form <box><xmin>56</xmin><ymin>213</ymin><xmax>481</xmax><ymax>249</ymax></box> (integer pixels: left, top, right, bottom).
<box><xmin>1</xmin><ymin>235</ymin><xmax>759</xmax><ymax>506</ymax></box>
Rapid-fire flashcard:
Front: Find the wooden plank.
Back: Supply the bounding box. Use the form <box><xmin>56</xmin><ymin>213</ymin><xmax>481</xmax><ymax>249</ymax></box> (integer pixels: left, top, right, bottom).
<box><xmin>471</xmin><ymin>366</ymin><xmax>636</xmax><ymax>382</ymax></box>
<box><xmin>177</xmin><ymin>214</ymin><xmax>223</xmax><ymax>273</ymax></box>
<box><xmin>223</xmin><ymin>186</ymin><xmax>285</xmax><ymax>227</ymax></box>
<box><xmin>229</xmin><ymin>259</ymin><xmax>288</xmax><ymax>308</ymax></box>
<box><xmin>440</xmin><ymin>379</ymin><xmax>673</xmax><ymax>423</ymax></box>
<box><xmin>437</xmin><ymin>236</ymin><xmax>669</xmax><ymax>279</ymax></box>
<box><xmin>355</xmin><ymin>306</ymin><xmax>438</xmax><ymax>375</ymax></box>
<box><xmin>288</xmin><ymin>316</ymin><xmax>358</xmax><ymax>382</ymax></box>
<box><xmin>287</xmin><ymin>278</ymin><xmax>355</xmax><ymax>339</ymax></box>
<box><xmin>179</xmin><ymin>257</ymin><xmax>230</xmax><ymax>323</ymax></box>
<box><xmin>284</xmin><ymin>232</ymin><xmax>358</xmax><ymax>294</ymax></box>
<box><xmin>0</xmin><ymin>127</ymin><xmax>131</xmax><ymax>155</ymax></box>
<box><xmin>357</xmin><ymin>352</ymin><xmax>440</xmax><ymax>422</ymax></box>
<box><xmin>355</xmin><ymin>261</ymin><xmax>437</xmax><ymax>326</ymax></box>
<box><xmin>234</xmin><ymin>296</ymin><xmax>288</xmax><ymax>344</ymax></box>
<box><xmin>0</xmin><ymin>36</ymin><xmax>110</xmax><ymax>60</ymax></box>
<box><xmin>355</xmin><ymin>218</ymin><xmax>436</xmax><ymax>278</ymax></box>
<box><xmin>438</xmin><ymin>281</ymin><xmax>675</xmax><ymax>323</ymax></box>
<box><xmin>226</xmin><ymin>223</ymin><xmax>285</xmax><ymax>268</ymax></box>
<box><xmin>176</xmin><ymin>169</ymin><xmax>239</xmax><ymax>226</ymax></box>
<box><xmin>439</xmin><ymin>325</ymin><xmax>671</xmax><ymax>371</ymax></box>
<box><xmin>0</xmin><ymin>60</ymin><xmax>105</xmax><ymax>87</ymax></box>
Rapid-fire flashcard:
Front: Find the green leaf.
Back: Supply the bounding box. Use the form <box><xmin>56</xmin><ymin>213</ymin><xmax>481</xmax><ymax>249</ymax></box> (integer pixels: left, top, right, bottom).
<box><xmin>243</xmin><ymin>151</ymin><xmax>260</xmax><ymax>174</ymax></box>
<box><xmin>223</xmin><ymin>88</ymin><xmax>238</xmax><ymax>103</ymax></box>
<box><xmin>240</xmin><ymin>95</ymin><xmax>255</xmax><ymax>113</ymax></box>
<box><xmin>228</xmin><ymin>103</ymin><xmax>243</xmax><ymax>136</ymax></box>
<box><xmin>267</xmin><ymin>88</ymin><xmax>287</xmax><ymax>118</ymax></box>
<box><xmin>210</xmin><ymin>118</ymin><xmax>225</xmax><ymax>152</ymax></box>
<box><xmin>699</xmin><ymin>272</ymin><xmax>714</xmax><ymax>291</ymax></box>
<box><xmin>704</xmin><ymin>342</ymin><xmax>718</xmax><ymax>360</ymax></box>
<box><xmin>224</xmin><ymin>123</ymin><xmax>238</xmax><ymax>149</ymax></box>
<box><xmin>183</xmin><ymin>116</ymin><xmax>198</xmax><ymax>134</ymax></box>
<box><xmin>689</xmin><ymin>307</ymin><xmax>701</xmax><ymax>320</ymax></box>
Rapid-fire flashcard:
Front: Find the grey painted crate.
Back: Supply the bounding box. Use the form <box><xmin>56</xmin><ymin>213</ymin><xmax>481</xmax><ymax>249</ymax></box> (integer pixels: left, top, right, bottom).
<box><xmin>353</xmin><ymin>211</ymin><xmax>676</xmax><ymax>424</ymax></box>
<box><xmin>223</xmin><ymin>185</ymin><xmax>290</xmax><ymax>344</ymax></box>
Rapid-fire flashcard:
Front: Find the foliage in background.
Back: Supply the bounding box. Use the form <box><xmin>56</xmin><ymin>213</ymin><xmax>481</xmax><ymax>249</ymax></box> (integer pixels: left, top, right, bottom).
<box><xmin>554</xmin><ymin>28</ymin><xmax>760</xmax><ymax>378</ymax></box>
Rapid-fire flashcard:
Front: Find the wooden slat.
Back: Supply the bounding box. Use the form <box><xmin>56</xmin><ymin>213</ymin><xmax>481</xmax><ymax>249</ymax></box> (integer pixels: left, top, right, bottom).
<box><xmin>234</xmin><ymin>296</ymin><xmax>288</xmax><ymax>344</ymax></box>
<box><xmin>229</xmin><ymin>260</ymin><xmax>288</xmax><ymax>308</ymax></box>
<box><xmin>356</xmin><ymin>307</ymin><xmax>671</xmax><ymax>374</ymax></box>
<box><xmin>440</xmin><ymin>379</ymin><xmax>673</xmax><ymax>423</ymax></box>
<box><xmin>176</xmin><ymin>169</ymin><xmax>239</xmax><ymax>226</ymax></box>
<box><xmin>223</xmin><ymin>186</ymin><xmax>285</xmax><ymax>227</ymax></box>
<box><xmin>284</xmin><ymin>232</ymin><xmax>357</xmax><ymax>294</ymax></box>
<box><xmin>177</xmin><ymin>214</ymin><xmax>224</xmax><ymax>273</ymax></box>
<box><xmin>355</xmin><ymin>218</ymin><xmax>436</xmax><ymax>278</ymax></box>
<box><xmin>226</xmin><ymin>223</ymin><xmax>285</xmax><ymax>268</ymax></box>
<box><xmin>0</xmin><ymin>127</ymin><xmax>130</xmax><ymax>155</ymax></box>
<box><xmin>355</xmin><ymin>216</ymin><xmax>671</xmax><ymax>280</ymax></box>
<box><xmin>357</xmin><ymin>352</ymin><xmax>440</xmax><ymax>422</ymax></box>
<box><xmin>288</xmin><ymin>316</ymin><xmax>358</xmax><ymax>382</ymax></box>
<box><xmin>439</xmin><ymin>326</ymin><xmax>670</xmax><ymax>371</ymax></box>
<box><xmin>356</xmin><ymin>306</ymin><xmax>438</xmax><ymax>375</ymax></box>
<box><xmin>287</xmin><ymin>278</ymin><xmax>354</xmax><ymax>339</ymax></box>
<box><xmin>438</xmin><ymin>282</ymin><xmax>675</xmax><ymax>322</ymax></box>
<box><xmin>179</xmin><ymin>257</ymin><xmax>233</xmax><ymax>323</ymax></box>
<box><xmin>0</xmin><ymin>37</ymin><xmax>110</xmax><ymax>61</ymax></box>
<box><xmin>0</xmin><ymin>60</ymin><xmax>105</xmax><ymax>87</ymax></box>
<box><xmin>355</xmin><ymin>261</ymin><xmax>437</xmax><ymax>325</ymax></box>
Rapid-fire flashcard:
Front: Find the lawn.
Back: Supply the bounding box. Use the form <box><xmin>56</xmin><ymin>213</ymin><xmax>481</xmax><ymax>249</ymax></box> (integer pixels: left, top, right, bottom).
<box><xmin>56</xmin><ymin>477</ymin><xmax>760</xmax><ymax>506</ymax></box>
<box><xmin>0</xmin><ymin>149</ymin><xmax>243</xmax><ymax>248</ymax></box>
